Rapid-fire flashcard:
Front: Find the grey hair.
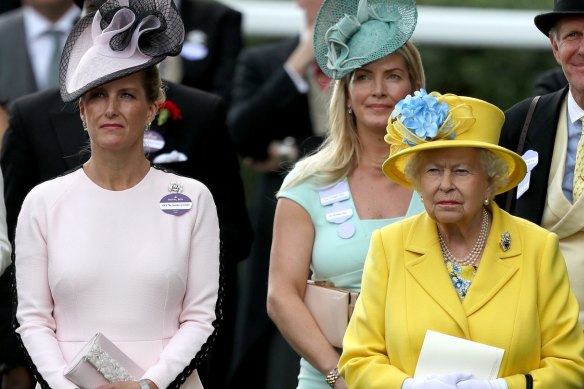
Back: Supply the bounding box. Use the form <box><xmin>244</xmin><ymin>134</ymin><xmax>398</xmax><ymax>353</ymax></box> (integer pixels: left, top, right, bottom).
<box><xmin>403</xmin><ymin>148</ymin><xmax>509</xmax><ymax>198</ymax></box>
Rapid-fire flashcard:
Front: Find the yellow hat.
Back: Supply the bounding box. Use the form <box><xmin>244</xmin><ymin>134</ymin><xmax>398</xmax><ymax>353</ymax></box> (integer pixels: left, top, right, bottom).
<box><xmin>382</xmin><ymin>90</ymin><xmax>526</xmax><ymax>195</ymax></box>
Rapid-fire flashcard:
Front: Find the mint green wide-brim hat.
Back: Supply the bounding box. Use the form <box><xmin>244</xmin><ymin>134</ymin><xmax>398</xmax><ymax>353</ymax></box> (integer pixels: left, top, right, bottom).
<box><xmin>314</xmin><ymin>0</ymin><xmax>417</xmax><ymax>80</ymax></box>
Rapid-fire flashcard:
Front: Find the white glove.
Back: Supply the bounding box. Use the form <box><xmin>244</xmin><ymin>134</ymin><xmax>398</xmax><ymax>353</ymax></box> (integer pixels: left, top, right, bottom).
<box><xmin>456</xmin><ymin>378</ymin><xmax>508</xmax><ymax>389</ymax></box>
<box><xmin>402</xmin><ymin>373</ymin><xmax>474</xmax><ymax>389</ymax></box>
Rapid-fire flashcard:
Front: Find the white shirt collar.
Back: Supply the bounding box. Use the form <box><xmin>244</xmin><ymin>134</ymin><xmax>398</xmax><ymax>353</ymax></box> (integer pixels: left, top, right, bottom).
<box><xmin>568</xmin><ymin>88</ymin><xmax>584</xmax><ymax>125</ymax></box>
<box><xmin>23</xmin><ymin>5</ymin><xmax>80</xmax><ymax>39</ymax></box>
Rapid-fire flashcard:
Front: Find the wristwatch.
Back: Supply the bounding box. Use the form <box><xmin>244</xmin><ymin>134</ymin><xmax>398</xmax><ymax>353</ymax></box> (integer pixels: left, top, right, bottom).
<box><xmin>138</xmin><ymin>379</ymin><xmax>150</xmax><ymax>389</ymax></box>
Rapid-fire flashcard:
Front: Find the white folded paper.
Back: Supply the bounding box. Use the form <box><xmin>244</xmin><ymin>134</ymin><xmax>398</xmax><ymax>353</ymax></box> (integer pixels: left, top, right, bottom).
<box><xmin>414</xmin><ymin>330</ymin><xmax>504</xmax><ymax>380</ymax></box>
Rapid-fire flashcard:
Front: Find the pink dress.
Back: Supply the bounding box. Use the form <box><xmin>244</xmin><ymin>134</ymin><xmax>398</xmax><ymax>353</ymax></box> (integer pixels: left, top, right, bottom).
<box><xmin>15</xmin><ymin>166</ymin><xmax>220</xmax><ymax>389</ymax></box>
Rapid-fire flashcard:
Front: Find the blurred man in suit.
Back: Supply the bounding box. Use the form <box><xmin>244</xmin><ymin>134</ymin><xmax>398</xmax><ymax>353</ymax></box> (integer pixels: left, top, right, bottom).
<box><xmin>227</xmin><ymin>0</ymin><xmax>328</xmax><ymax>387</ymax></box>
<box><xmin>534</xmin><ymin>66</ymin><xmax>568</xmax><ymax>95</ymax></box>
<box><xmin>161</xmin><ymin>0</ymin><xmax>243</xmax><ymax>107</ymax></box>
<box><xmin>0</xmin><ymin>2</ymin><xmax>252</xmax><ymax>389</ymax></box>
<box><xmin>498</xmin><ymin>1</ymin><xmax>584</xmax><ymax>329</ymax></box>
<box><xmin>0</xmin><ymin>0</ymin><xmax>79</xmax><ymax>104</ymax></box>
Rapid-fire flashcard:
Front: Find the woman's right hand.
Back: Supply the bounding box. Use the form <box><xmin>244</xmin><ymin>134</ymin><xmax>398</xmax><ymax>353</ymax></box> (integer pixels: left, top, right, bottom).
<box><xmin>402</xmin><ymin>373</ymin><xmax>474</xmax><ymax>389</ymax></box>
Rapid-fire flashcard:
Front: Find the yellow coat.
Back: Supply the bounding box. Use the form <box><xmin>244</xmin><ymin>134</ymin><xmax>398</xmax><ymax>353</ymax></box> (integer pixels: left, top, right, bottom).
<box><xmin>339</xmin><ymin>203</ymin><xmax>584</xmax><ymax>389</ymax></box>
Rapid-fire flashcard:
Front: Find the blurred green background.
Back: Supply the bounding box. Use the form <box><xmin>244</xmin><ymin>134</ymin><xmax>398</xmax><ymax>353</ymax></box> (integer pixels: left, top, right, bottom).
<box><xmin>415</xmin><ymin>0</ymin><xmax>557</xmax><ymax>110</ymax></box>
<box><xmin>241</xmin><ymin>0</ymin><xmax>559</xmax><ymax>110</ymax></box>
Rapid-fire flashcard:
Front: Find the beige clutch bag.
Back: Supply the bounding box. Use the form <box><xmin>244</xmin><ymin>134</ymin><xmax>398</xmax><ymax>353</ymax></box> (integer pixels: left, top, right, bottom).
<box><xmin>64</xmin><ymin>333</ymin><xmax>144</xmax><ymax>389</ymax></box>
<box><xmin>304</xmin><ymin>280</ymin><xmax>359</xmax><ymax>348</ymax></box>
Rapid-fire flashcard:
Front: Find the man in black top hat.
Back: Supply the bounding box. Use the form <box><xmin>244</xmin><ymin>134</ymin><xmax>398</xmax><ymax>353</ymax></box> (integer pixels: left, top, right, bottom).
<box><xmin>497</xmin><ymin>0</ymin><xmax>584</xmax><ymax>327</ymax></box>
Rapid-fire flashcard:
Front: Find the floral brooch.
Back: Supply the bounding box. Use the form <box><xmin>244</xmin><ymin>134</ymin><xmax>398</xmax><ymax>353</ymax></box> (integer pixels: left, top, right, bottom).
<box><xmin>157</xmin><ymin>100</ymin><xmax>183</xmax><ymax>126</ymax></box>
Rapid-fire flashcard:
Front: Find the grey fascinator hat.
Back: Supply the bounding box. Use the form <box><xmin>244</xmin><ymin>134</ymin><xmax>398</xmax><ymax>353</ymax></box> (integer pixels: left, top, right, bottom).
<box><xmin>314</xmin><ymin>0</ymin><xmax>417</xmax><ymax>80</ymax></box>
<box><xmin>60</xmin><ymin>0</ymin><xmax>185</xmax><ymax>102</ymax></box>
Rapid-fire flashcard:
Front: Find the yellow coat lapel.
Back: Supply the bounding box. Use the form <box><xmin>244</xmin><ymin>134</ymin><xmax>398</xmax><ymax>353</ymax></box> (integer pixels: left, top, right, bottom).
<box><xmin>404</xmin><ymin>213</ymin><xmax>470</xmax><ymax>336</ymax></box>
<box><xmin>463</xmin><ymin>204</ymin><xmax>520</xmax><ymax>316</ymax></box>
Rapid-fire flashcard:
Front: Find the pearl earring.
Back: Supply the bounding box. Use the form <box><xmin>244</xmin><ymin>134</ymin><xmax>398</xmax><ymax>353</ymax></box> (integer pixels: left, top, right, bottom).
<box><xmin>484</xmin><ymin>198</ymin><xmax>490</xmax><ymax>206</ymax></box>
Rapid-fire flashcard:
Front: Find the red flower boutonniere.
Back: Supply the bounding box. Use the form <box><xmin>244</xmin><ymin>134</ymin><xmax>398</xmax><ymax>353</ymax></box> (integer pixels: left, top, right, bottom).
<box><xmin>157</xmin><ymin>100</ymin><xmax>183</xmax><ymax>126</ymax></box>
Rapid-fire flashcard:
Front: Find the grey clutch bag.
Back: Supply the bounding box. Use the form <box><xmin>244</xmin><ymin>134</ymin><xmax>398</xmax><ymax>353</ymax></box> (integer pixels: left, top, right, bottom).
<box><xmin>304</xmin><ymin>280</ymin><xmax>360</xmax><ymax>348</ymax></box>
<box><xmin>64</xmin><ymin>332</ymin><xmax>144</xmax><ymax>388</ymax></box>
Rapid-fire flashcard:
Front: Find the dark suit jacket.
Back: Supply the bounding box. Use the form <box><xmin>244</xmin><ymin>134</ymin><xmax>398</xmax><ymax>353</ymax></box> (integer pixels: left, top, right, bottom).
<box><xmin>496</xmin><ymin>87</ymin><xmax>568</xmax><ymax>223</ymax></box>
<box><xmin>179</xmin><ymin>0</ymin><xmax>242</xmax><ymax>106</ymax></box>
<box><xmin>0</xmin><ymin>0</ymin><xmax>19</xmax><ymax>15</ymax></box>
<box><xmin>0</xmin><ymin>8</ymin><xmax>37</xmax><ymax>103</ymax></box>
<box><xmin>534</xmin><ymin>67</ymin><xmax>568</xmax><ymax>96</ymax></box>
<box><xmin>228</xmin><ymin>36</ymin><xmax>318</xmax><ymax>161</ymax></box>
<box><xmin>1</xmin><ymin>82</ymin><xmax>252</xmax><ymax>263</ymax></box>
<box><xmin>227</xmin><ymin>36</ymin><xmax>322</xmax><ymax>383</ymax></box>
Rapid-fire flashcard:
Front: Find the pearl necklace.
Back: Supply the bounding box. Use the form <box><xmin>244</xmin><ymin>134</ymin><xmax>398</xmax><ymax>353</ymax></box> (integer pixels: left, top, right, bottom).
<box><xmin>438</xmin><ymin>208</ymin><xmax>489</xmax><ymax>266</ymax></box>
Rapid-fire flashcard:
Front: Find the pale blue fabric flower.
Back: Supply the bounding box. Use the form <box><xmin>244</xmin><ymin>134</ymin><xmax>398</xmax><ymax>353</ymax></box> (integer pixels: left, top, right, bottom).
<box><xmin>391</xmin><ymin>89</ymin><xmax>449</xmax><ymax>145</ymax></box>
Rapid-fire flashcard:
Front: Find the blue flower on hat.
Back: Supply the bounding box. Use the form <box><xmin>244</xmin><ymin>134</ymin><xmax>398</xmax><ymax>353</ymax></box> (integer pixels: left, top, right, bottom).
<box><xmin>385</xmin><ymin>89</ymin><xmax>477</xmax><ymax>154</ymax></box>
<box><xmin>391</xmin><ymin>89</ymin><xmax>450</xmax><ymax>144</ymax></box>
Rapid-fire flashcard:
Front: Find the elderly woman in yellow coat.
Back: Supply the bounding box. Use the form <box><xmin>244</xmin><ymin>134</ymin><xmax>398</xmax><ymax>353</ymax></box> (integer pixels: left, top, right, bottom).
<box><xmin>338</xmin><ymin>90</ymin><xmax>584</xmax><ymax>389</ymax></box>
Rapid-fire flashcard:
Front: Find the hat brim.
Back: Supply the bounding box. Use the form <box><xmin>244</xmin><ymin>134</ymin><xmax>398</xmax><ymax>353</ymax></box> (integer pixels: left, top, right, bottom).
<box><xmin>534</xmin><ymin>11</ymin><xmax>584</xmax><ymax>35</ymax></box>
<box><xmin>59</xmin><ymin>1</ymin><xmax>184</xmax><ymax>102</ymax></box>
<box><xmin>59</xmin><ymin>13</ymin><xmax>165</xmax><ymax>102</ymax></box>
<box><xmin>382</xmin><ymin>140</ymin><xmax>527</xmax><ymax>195</ymax></box>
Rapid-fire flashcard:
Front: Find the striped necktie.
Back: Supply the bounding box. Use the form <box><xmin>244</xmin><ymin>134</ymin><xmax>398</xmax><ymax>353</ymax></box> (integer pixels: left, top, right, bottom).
<box><xmin>572</xmin><ymin>118</ymin><xmax>584</xmax><ymax>202</ymax></box>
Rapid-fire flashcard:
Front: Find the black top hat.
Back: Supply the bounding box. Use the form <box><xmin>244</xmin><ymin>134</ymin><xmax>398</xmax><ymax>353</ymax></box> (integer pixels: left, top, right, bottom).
<box><xmin>534</xmin><ymin>0</ymin><xmax>584</xmax><ymax>35</ymax></box>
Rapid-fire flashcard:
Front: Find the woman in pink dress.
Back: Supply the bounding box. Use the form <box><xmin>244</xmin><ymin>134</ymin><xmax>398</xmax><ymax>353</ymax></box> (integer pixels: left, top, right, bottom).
<box><xmin>14</xmin><ymin>1</ymin><xmax>220</xmax><ymax>388</ymax></box>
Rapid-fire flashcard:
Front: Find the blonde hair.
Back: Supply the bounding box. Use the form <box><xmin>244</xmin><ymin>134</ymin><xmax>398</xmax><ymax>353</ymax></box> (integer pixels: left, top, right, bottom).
<box><xmin>280</xmin><ymin>41</ymin><xmax>425</xmax><ymax>192</ymax></box>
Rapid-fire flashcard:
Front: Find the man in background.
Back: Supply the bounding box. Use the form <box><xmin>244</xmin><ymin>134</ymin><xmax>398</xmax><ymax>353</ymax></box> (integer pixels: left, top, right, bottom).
<box><xmin>0</xmin><ymin>0</ymin><xmax>79</xmax><ymax>103</ymax></box>
<box><xmin>498</xmin><ymin>1</ymin><xmax>584</xmax><ymax>329</ymax></box>
<box><xmin>227</xmin><ymin>0</ymin><xmax>329</xmax><ymax>387</ymax></box>
<box><xmin>161</xmin><ymin>0</ymin><xmax>243</xmax><ymax>107</ymax></box>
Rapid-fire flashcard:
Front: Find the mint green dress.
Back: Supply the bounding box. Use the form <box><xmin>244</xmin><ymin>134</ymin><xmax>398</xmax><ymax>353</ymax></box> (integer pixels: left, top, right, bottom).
<box><xmin>277</xmin><ymin>173</ymin><xmax>425</xmax><ymax>389</ymax></box>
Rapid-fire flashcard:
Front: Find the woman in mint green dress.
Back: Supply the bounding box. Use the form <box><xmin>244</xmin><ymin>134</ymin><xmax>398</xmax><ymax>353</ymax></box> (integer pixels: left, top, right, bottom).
<box><xmin>266</xmin><ymin>0</ymin><xmax>425</xmax><ymax>388</ymax></box>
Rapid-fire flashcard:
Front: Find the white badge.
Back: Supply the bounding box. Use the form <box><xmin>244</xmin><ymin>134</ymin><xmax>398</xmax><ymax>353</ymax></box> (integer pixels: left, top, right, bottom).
<box><xmin>517</xmin><ymin>149</ymin><xmax>538</xmax><ymax>199</ymax></box>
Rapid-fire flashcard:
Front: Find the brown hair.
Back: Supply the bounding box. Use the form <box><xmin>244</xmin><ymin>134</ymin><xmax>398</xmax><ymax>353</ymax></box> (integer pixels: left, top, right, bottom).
<box><xmin>142</xmin><ymin>66</ymin><xmax>165</xmax><ymax>105</ymax></box>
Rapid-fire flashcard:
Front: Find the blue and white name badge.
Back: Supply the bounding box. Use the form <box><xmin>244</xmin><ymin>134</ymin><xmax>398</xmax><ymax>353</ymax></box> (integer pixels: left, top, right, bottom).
<box><xmin>325</xmin><ymin>202</ymin><xmax>353</xmax><ymax>224</ymax></box>
<box><xmin>160</xmin><ymin>182</ymin><xmax>192</xmax><ymax>216</ymax></box>
<box><xmin>337</xmin><ymin>222</ymin><xmax>356</xmax><ymax>239</ymax></box>
<box><xmin>319</xmin><ymin>180</ymin><xmax>356</xmax><ymax>239</ymax></box>
<box><xmin>160</xmin><ymin>193</ymin><xmax>192</xmax><ymax>216</ymax></box>
<box><xmin>517</xmin><ymin>149</ymin><xmax>538</xmax><ymax>199</ymax></box>
<box><xmin>144</xmin><ymin>130</ymin><xmax>165</xmax><ymax>153</ymax></box>
<box><xmin>319</xmin><ymin>181</ymin><xmax>350</xmax><ymax>206</ymax></box>
<box><xmin>181</xmin><ymin>30</ymin><xmax>208</xmax><ymax>61</ymax></box>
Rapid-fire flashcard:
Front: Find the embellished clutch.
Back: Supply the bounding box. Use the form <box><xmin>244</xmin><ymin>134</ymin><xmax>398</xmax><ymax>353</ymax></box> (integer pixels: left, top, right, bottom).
<box><xmin>304</xmin><ymin>280</ymin><xmax>359</xmax><ymax>348</ymax></box>
<box><xmin>64</xmin><ymin>332</ymin><xmax>144</xmax><ymax>388</ymax></box>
